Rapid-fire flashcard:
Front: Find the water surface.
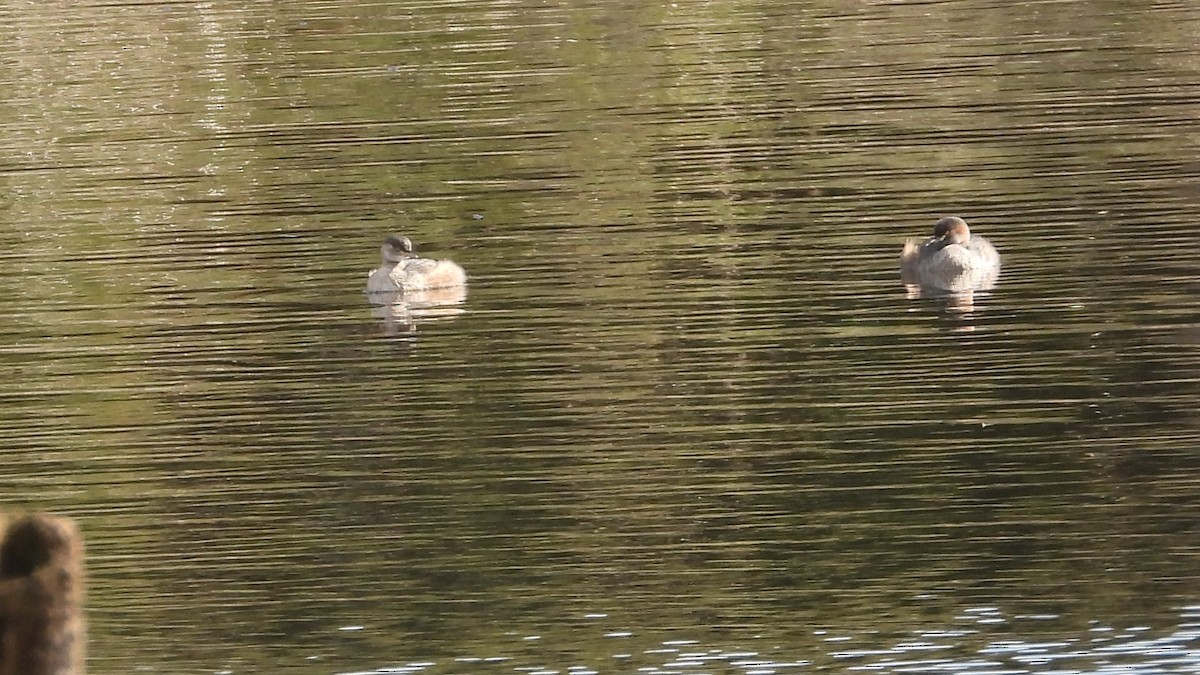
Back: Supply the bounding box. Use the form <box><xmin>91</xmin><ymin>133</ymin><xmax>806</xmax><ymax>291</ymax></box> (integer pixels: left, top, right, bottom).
<box><xmin>2</xmin><ymin>0</ymin><xmax>1198</xmax><ymax>673</ymax></box>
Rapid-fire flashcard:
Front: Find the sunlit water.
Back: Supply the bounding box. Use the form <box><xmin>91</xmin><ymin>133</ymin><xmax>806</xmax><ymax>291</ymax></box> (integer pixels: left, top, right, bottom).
<box><xmin>2</xmin><ymin>0</ymin><xmax>1198</xmax><ymax>673</ymax></box>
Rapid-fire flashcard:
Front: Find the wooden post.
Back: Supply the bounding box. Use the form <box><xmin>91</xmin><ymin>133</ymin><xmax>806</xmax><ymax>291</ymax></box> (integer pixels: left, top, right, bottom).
<box><xmin>0</xmin><ymin>514</ymin><xmax>86</xmax><ymax>675</ymax></box>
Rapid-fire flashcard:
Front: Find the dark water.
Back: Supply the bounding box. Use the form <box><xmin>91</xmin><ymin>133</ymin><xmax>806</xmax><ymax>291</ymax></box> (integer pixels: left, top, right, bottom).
<box><xmin>2</xmin><ymin>1</ymin><xmax>1198</xmax><ymax>673</ymax></box>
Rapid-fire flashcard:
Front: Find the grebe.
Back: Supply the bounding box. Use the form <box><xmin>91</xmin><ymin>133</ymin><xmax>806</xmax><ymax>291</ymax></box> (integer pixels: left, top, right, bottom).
<box><xmin>366</xmin><ymin>235</ymin><xmax>467</xmax><ymax>293</ymax></box>
<box><xmin>900</xmin><ymin>216</ymin><xmax>1000</xmax><ymax>291</ymax></box>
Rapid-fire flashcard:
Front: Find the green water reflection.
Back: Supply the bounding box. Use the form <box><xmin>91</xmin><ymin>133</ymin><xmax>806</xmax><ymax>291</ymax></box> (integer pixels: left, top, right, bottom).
<box><xmin>1</xmin><ymin>0</ymin><xmax>1198</xmax><ymax>672</ymax></box>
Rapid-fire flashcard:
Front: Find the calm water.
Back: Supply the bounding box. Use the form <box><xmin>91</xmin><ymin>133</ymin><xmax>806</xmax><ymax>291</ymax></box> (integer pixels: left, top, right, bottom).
<box><xmin>2</xmin><ymin>0</ymin><xmax>1199</xmax><ymax>673</ymax></box>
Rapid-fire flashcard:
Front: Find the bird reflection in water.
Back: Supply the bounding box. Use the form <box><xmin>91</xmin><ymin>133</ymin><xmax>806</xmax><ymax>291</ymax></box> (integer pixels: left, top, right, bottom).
<box><xmin>367</xmin><ymin>286</ymin><xmax>468</xmax><ymax>336</ymax></box>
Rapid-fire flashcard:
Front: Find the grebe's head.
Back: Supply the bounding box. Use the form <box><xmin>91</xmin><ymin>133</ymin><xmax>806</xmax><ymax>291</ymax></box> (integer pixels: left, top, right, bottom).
<box><xmin>933</xmin><ymin>217</ymin><xmax>971</xmax><ymax>246</ymax></box>
<box><xmin>381</xmin><ymin>235</ymin><xmax>415</xmax><ymax>263</ymax></box>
